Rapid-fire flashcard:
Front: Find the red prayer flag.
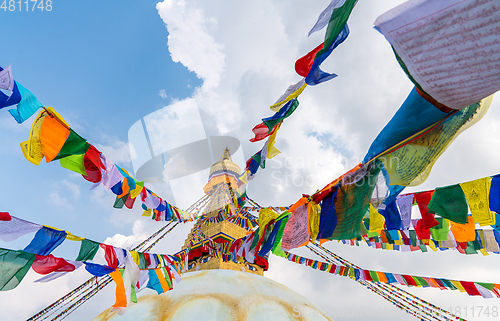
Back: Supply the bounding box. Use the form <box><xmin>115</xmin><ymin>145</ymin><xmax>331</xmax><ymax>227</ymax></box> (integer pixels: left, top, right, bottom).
<box><xmin>295</xmin><ymin>43</ymin><xmax>325</xmax><ymax>77</ymax></box>
<box><xmin>32</xmin><ymin>254</ymin><xmax>75</xmax><ymax>275</ymax></box>
<box><xmin>0</xmin><ymin>212</ymin><xmax>11</xmax><ymax>221</ymax></box>
<box><xmin>124</xmin><ymin>194</ymin><xmax>136</xmax><ymax>209</ymax></box>
<box><xmin>249</xmin><ymin>123</ymin><xmax>278</xmax><ymax>142</ymax></box>
<box><xmin>100</xmin><ymin>244</ymin><xmax>118</xmax><ymax>268</ymax></box>
<box><xmin>363</xmin><ymin>270</ymin><xmax>372</xmax><ymax>282</ymax></box>
<box><xmin>460</xmin><ymin>281</ymin><xmax>481</xmax><ymax>296</ymax></box>
<box><xmin>83</xmin><ymin>145</ymin><xmax>103</xmax><ymax>183</ymax></box>
<box><xmin>402</xmin><ymin>274</ymin><xmax>418</xmax><ymax>287</ymax></box>
<box><xmin>414</xmin><ymin>191</ymin><xmax>439</xmax><ymax>228</ymax></box>
<box><xmin>414</xmin><ymin>219</ymin><xmax>431</xmax><ymax>240</ymax></box>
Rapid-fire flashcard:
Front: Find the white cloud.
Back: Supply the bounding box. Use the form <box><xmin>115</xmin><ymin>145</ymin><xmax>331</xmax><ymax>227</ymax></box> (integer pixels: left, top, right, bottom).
<box><xmin>61</xmin><ymin>179</ymin><xmax>81</xmax><ymax>198</ymax></box>
<box><xmin>95</xmin><ymin>140</ymin><xmax>132</xmax><ymax>167</ymax></box>
<box><xmin>158</xmin><ymin>88</ymin><xmax>168</xmax><ymax>99</ymax></box>
<box><xmin>157</xmin><ymin>0</ymin><xmax>225</xmax><ymax>90</ymax></box>
<box><xmin>150</xmin><ymin>1</ymin><xmax>500</xmax><ymax>320</ymax></box>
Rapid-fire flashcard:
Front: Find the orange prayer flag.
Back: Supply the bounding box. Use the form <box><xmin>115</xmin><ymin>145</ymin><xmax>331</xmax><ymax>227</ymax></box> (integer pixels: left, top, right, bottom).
<box><xmin>155</xmin><ymin>269</ymin><xmax>169</xmax><ymax>292</ymax></box>
<box><xmin>40</xmin><ymin>113</ymin><xmax>70</xmax><ymax>163</ymax></box>
<box><xmin>118</xmin><ymin>179</ymin><xmax>130</xmax><ymax>199</ymax></box>
<box><xmin>376</xmin><ymin>271</ymin><xmax>388</xmax><ymax>283</ymax></box>
<box><xmin>450</xmin><ymin>217</ymin><xmax>476</xmax><ymax>242</ymax></box>
<box><xmin>109</xmin><ymin>269</ymin><xmax>127</xmax><ymax>308</ymax></box>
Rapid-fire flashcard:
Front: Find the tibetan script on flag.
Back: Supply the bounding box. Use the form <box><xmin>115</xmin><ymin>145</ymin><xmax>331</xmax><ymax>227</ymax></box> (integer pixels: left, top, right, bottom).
<box><xmin>375</xmin><ymin>0</ymin><xmax>500</xmax><ymax>110</ymax></box>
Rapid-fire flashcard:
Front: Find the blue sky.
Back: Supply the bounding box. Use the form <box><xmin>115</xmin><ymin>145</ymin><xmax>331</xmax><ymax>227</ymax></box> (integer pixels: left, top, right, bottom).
<box><xmin>1</xmin><ymin>1</ymin><xmax>500</xmax><ymax>320</ymax></box>
<box><xmin>1</xmin><ymin>1</ymin><xmax>201</xmax><ymax>240</ymax></box>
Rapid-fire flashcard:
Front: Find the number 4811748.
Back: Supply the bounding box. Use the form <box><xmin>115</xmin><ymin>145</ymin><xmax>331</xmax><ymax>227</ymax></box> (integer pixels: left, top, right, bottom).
<box><xmin>1</xmin><ymin>0</ymin><xmax>53</xmax><ymax>11</ymax></box>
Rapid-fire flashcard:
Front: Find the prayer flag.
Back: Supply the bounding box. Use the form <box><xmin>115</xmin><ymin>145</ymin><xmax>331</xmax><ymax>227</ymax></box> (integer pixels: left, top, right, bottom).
<box><xmin>76</xmin><ymin>239</ymin><xmax>100</xmax><ymax>261</ymax></box>
<box><xmin>8</xmin><ymin>82</ymin><xmax>43</xmax><ymax>123</ymax></box>
<box><xmin>460</xmin><ymin>178</ymin><xmax>495</xmax><ymax>226</ymax></box>
<box><xmin>0</xmin><ymin>216</ymin><xmax>42</xmax><ymax>242</ymax></box>
<box><xmin>110</xmin><ymin>269</ymin><xmax>127</xmax><ymax>308</ymax></box>
<box><xmin>428</xmin><ymin>184</ymin><xmax>468</xmax><ymax>224</ymax></box>
<box><xmin>24</xmin><ymin>227</ymin><xmax>67</xmax><ymax>256</ymax></box>
<box><xmin>39</xmin><ymin>112</ymin><xmax>70</xmax><ymax>163</ymax></box>
<box><xmin>31</xmin><ymin>254</ymin><xmax>75</xmax><ymax>275</ymax></box>
<box><xmin>318</xmin><ymin>186</ymin><xmax>339</xmax><ymax>239</ymax></box>
<box><xmin>0</xmin><ymin>65</ymin><xmax>14</xmax><ymax>91</ymax></box>
<box><xmin>0</xmin><ymin>248</ymin><xmax>36</xmax><ymax>291</ymax></box>
<box><xmin>53</xmin><ymin>129</ymin><xmax>89</xmax><ymax>160</ymax></box>
<box><xmin>375</xmin><ymin>0</ymin><xmax>500</xmax><ymax>109</ymax></box>
<box><xmin>305</xmin><ymin>24</ymin><xmax>349</xmax><ymax>85</ymax></box>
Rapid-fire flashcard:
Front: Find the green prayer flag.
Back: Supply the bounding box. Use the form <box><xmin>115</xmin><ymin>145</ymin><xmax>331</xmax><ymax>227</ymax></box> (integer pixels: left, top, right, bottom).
<box><xmin>329</xmin><ymin>163</ymin><xmax>380</xmax><ymax>240</ymax></box>
<box><xmin>316</xmin><ymin>0</ymin><xmax>357</xmax><ymax>59</ymax></box>
<box><xmin>465</xmin><ymin>242</ymin><xmax>478</xmax><ymax>254</ymax></box>
<box><xmin>412</xmin><ymin>276</ymin><xmax>422</xmax><ymax>287</ymax></box>
<box><xmin>59</xmin><ymin>154</ymin><xmax>87</xmax><ymax>175</ymax></box>
<box><xmin>419</xmin><ymin>244</ymin><xmax>428</xmax><ymax>252</ymax></box>
<box><xmin>409</xmin><ymin>230</ymin><xmax>417</xmax><ymax>246</ymax></box>
<box><xmin>472</xmin><ymin>234</ymin><xmax>482</xmax><ymax>251</ymax></box>
<box><xmin>369</xmin><ymin>270</ymin><xmax>379</xmax><ymax>282</ymax></box>
<box><xmin>113</xmin><ymin>195</ymin><xmax>126</xmax><ymax>209</ymax></box>
<box><xmin>76</xmin><ymin>239</ymin><xmax>100</xmax><ymax>261</ymax></box>
<box><xmin>162</xmin><ymin>267</ymin><xmax>172</xmax><ymax>289</ymax></box>
<box><xmin>476</xmin><ymin>282</ymin><xmax>495</xmax><ymax>290</ymax></box>
<box><xmin>54</xmin><ymin>130</ymin><xmax>89</xmax><ymax>160</ymax></box>
<box><xmin>138</xmin><ymin>253</ymin><xmax>147</xmax><ymax>269</ymax></box>
<box><xmin>130</xmin><ymin>285</ymin><xmax>137</xmax><ymax>303</ymax></box>
<box><xmin>249</xmin><ymin>228</ymin><xmax>260</xmax><ymax>251</ymax></box>
<box><xmin>0</xmin><ymin>248</ymin><xmax>36</xmax><ymax>291</ymax></box>
<box><xmin>441</xmin><ymin>279</ymin><xmax>457</xmax><ymax>290</ymax></box>
<box><xmin>414</xmin><ymin>276</ymin><xmax>428</xmax><ymax>287</ymax></box>
<box><xmin>430</xmin><ymin>218</ymin><xmax>449</xmax><ymax>241</ymax></box>
<box><xmin>427</xmin><ymin>185</ymin><xmax>468</xmax><ymax>224</ymax></box>
<box><xmin>272</xmin><ymin>216</ymin><xmax>289</xmax><ymax>254</ymax></box>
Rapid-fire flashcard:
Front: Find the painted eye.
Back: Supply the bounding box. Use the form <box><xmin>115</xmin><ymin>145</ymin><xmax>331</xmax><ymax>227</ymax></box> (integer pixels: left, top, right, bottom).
<box><xmin>188</xmin><ymin>262</ymin><xmax>196</xmax><ymax>270</ymax></box>
<box><xmin>246</xmin><ymin>264</ymin><xmax>257</xmax><ymax>271</ymax></box>
<box><xmin>201</xmin><ymin>256</ymin><xmax>211</xmax><ymax>263</ymax></box>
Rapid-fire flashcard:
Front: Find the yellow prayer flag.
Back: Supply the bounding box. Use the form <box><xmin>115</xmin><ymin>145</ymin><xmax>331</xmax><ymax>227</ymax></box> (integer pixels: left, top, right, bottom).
<box><xmin>43</xmin><ymin>225</ymin><xmax>84</xmax><ymax>241</ymax></box>
<box><xmin>450</xmin><ymin>280</ymin><xmax>466</xmax><ymax>293</ymax></box>
<box><xmin>460</xmin><ymin>177</ymin><xmax>494</xmax><ymax>226</ymax></box>
<box><xmin>479</xmin><ymin>248</ymin><xmax>489</xmax><ymax>256</ymax></box>
<box><xmin>427</xmin><ymin>241</ymin><xmax>438</xmax><ymax>252</ymax></box>
<box><xmin>239</xmin><ymin>171</ymin><xmax>250</xmax><ymax>184</ymax></box>
<box><xmin>129</xmin><ymin>182</ymin><xmax>144</xmax><ymax>199</ymax></box>
<box><xmin>379</xmin><ymin>95</ymin><xmax>492</xmax><ymax>187</ymax></box>
<box><xmin>270</xmin><ymin>82</ymin><xmax>307</xmax><ymax>112</ymax></box>
<box><xmin>142</xmin><ymin>209</ymin><xmax>152</xmax><ymax>217</ymax></box>
<box><xmin>267</xmin><ymin>124</ymin><xmax>281</xmax><ymax>159</ymax></box>
<box><xmin>308</xmin><ymin>201</ymin><xmax>321</xmax><ymax>243</ymax></box>
<box><xmin>20</xmin><ymin>108</ymin><xmax>52</xmax><ymax>165</ymax></box>
<box><xmin>130</xmin><ymin>251</ymin><xmax>141</xmax><ymax>266</ymax></box>
<box><xmin>258</xmin><ymin>208</ymin><xmax>279</xmax><ymax>239</ymax></box>
<box><xmin>65</xmin><ymin>232</ymin><xmax>85</xmax><ymax>241</ymax></box>
<box><xmin>368</xmin><ymin>204</ymin><xmax>385</xmax><ymax>232</ymax></box>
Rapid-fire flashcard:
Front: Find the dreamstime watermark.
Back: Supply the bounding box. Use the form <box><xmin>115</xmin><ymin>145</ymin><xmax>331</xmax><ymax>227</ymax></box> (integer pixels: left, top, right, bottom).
<box><xmin>292</xmin><ymin>305</ymin><xmax>400</xmax><ymax>319</ymax></box>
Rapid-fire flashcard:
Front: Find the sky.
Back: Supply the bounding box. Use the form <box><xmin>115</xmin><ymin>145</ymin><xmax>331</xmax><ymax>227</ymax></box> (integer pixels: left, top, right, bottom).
<box><xmin>1</xmin><ymin>0</ymin><xmax>500</xmax><ymax>320</ymax></box>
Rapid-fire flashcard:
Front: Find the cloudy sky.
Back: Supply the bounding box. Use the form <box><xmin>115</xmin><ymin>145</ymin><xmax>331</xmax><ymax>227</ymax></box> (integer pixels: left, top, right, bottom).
<box><xmin>1</xmin><ymin>0</ymin><xmax>500</xmax><ymax>320</ymax></box>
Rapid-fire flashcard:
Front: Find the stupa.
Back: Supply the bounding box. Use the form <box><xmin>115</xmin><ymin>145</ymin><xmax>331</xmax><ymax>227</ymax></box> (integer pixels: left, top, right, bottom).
<box><xmin>94</xmin><ymin>149</ymin><xmax>333</xmax><ymax>321</ymax></box>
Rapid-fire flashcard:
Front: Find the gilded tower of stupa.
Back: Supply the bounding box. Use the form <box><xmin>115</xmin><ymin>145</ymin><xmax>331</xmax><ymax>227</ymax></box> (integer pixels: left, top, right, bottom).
<box><xmin>95</xmin><ymin>148</ymin><xmax>333</xmax><ymax>321</ymax></box>
<box><xmin>181</xmin><ymin>148</ymin><xmax>264</xmax><ymax>275</ymax></box>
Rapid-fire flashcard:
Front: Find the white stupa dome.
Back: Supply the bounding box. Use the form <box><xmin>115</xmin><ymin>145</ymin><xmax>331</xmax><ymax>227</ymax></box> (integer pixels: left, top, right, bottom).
<box><xmin>94</xmin><ymin>269</ymin><xmax>333</xmax><ymax>321</ymax></box>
